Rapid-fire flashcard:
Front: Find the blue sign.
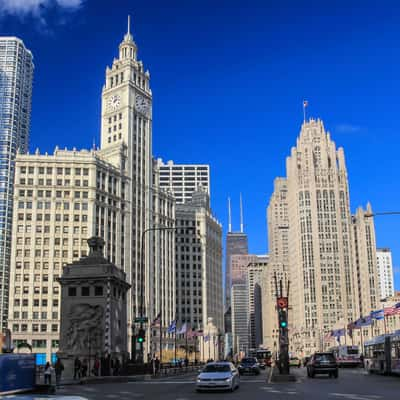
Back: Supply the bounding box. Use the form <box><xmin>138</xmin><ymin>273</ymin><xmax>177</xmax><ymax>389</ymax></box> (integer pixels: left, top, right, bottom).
<box><xmin>0</xmin><ymin>354</ymin><xmax>36</xmax><ymax>394</ymax></box>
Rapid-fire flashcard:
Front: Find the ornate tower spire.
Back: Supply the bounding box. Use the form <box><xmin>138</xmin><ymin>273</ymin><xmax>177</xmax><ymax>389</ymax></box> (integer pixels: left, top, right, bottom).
<box><xmin>119</xmin><ymin>15</ymin><xmax>137</xmax><ymax>60</ymax></box>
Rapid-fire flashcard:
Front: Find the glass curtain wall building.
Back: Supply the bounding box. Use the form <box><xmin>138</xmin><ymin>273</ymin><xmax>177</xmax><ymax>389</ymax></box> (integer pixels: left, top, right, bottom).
<box><xmin>0</xmin><ymin>37</ymin><xmax>33</xmax><ymax>331</ymax></box>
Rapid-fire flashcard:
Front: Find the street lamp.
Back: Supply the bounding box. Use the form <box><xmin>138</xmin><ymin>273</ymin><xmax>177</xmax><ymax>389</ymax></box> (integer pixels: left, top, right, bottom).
<box><xmin>137</xmin><ymin>225</ymin><xmax>178</xmax><ymax>364</ymax></box>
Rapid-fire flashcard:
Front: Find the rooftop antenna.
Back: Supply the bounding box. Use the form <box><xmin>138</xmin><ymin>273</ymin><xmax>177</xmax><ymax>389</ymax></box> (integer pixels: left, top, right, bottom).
<box><xmin>127</xmin><ymin>15</ymin><xmax>131</xmax><ymax>35</ymax></box>
<box><xmin>92</xmin><ymin>137</ymin><xmax>96</xmax><ymax>151</ymax></box>
<box><xmin>240</xmin><ymin>193</ymin><xmax>244</xmax><ymax>233</ymax></box>
<box><xmin>228</xmin><ymin>197</ymin><xmax>232</xmax><ymax>232</ymax></box>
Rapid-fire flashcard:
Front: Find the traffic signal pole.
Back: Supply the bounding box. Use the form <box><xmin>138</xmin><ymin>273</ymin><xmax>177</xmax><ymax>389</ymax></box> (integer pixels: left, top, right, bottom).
<box><xmin>274</xmin><ymin>273</ymin><xmax>290</xmax><ymax>375</ymax></box>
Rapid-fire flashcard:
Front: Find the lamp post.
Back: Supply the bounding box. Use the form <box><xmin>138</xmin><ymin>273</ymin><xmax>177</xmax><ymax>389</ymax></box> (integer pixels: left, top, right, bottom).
<box><xmin>138</xmin><ymin>225</ymin><xmax>181</xmax><ymax>364</ymax></box>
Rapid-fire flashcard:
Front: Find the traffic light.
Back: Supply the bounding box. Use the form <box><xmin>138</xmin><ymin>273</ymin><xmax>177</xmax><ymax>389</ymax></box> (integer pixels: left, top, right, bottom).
<box><xmin>279</xmin><ymin>309</ymin><xmax>288</xmax><ymax>329</ymax></box>
<box><xmin>137</xmin><ymin>328</ymin><xmax>145</xmax><ymax>343</ymax></box>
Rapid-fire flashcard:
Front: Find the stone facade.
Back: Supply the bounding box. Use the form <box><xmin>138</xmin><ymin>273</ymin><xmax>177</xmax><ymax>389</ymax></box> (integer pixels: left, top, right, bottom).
<box><xmin>58</xmin><ymin>237</ymin><xmax>130</xmax><ymax>378</ymax></box>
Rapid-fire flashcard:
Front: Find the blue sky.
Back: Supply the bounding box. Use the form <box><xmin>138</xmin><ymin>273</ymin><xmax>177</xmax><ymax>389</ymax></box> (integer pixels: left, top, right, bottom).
<box><xmin>1</xmin><ymin>0</ymin><xmax>400</xmax><ymax>289</ymax></box>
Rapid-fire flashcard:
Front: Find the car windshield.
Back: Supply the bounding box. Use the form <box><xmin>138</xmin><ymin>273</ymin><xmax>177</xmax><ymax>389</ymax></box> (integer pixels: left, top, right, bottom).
<box><xmin>348</xmin><ymin>349</ymin><xmax>359</xmax><ymax>355</ymax></box>
<box><xmin>241</xmin><ymin>358</ymin><xmax>257</xmax><ymax>363</ymax></box>
<box><xmin>315</xmin><ymin>354</ymin><xmax>335</xmax><ymax>362</ymax></box>
<box><xmin>203</xmin><ymin>364</ymin><xmax>231</xmax><ymax>373</ymax></box>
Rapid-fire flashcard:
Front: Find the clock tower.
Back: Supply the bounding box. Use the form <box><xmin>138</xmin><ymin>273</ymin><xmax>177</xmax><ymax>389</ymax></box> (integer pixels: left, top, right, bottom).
<box><xmin>100</xmin><ymin>16</ymin><xmax>153</xmax><ymax>358</ymax></box>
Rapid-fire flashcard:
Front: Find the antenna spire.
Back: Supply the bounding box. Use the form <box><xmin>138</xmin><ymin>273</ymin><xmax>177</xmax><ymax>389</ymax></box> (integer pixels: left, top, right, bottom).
<box><xmin>127</xmin><ymin>15</ymin><xmax>131</xmax><ymax>35</ymax></box>
<box><xmin>228</xmin><ymin>197</ymin><xmax>232</xmax><ymax>232</ymax></box>
<box><xmin>240</xmin><ymin>193</ymin><xmax>244</xmax><ymax>233</ymax></box>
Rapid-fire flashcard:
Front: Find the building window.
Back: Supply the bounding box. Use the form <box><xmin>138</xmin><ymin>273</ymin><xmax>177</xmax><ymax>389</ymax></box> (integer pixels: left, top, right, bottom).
<box><xmin>81</xmin><ymin>287</ymin><xmax>90</xmax><ymax>296</ymax></box>
<box><xmin>94</xmin><ymin>286</ymin><xmax>103</xmax><ymax>296</ymax></box>
<box><xmin>68</xmin><ymin>287</ymin><xmax>77</xmax><ymax>296</ymax></box>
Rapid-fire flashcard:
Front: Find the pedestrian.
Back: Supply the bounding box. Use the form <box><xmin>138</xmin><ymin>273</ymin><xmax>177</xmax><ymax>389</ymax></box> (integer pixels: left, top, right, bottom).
<box><xmin>155</xmin><ymin>357</ymin><xmax>160</xmax><ymax>374</ymax></box>
<box><xmin>115</xmin><ymin>358</ymin><xmax>121</xmax><ymax>376</ymax></box>
<box><xmin>54</xmin><ymin>358</ymin><xmax>64</xmax><ymax>387</ymax></box>
<box><xmin>93</xmin><ymin>357</ymin><xmax>100</xmax><ymax>376</ymax></box>
<box><xmin>44</xmin><ymin>362</ymin><xmax>53</xmax><ymax>385</ymax></box>
<box><xmin>81</xmin><ymin>359</ymin><xmax>88</xmax><ymax>377</ymax></box>
<box><xmin>73</xmin><ymin>357</ymin><xmax>81</xmax><ymax>380</ymax></box>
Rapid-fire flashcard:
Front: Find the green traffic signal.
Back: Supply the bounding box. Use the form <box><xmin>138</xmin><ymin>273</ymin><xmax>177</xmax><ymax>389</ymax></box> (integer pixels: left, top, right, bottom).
<box><xmin>280</xmin><ymin>321</ymin><xmax>287</xmax><ymax>328</ymax></box>
<box><xmin>137</xmin><ymin>337</ymin><xmax>144</xmax><ymax>343</ymax></box>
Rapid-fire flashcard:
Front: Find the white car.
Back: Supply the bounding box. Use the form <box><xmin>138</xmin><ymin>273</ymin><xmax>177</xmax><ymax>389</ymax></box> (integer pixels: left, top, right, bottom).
<box><xmin>196</xmin><ymin>362</ymin><xmax>240</xmax><ymax>392</ymax></box>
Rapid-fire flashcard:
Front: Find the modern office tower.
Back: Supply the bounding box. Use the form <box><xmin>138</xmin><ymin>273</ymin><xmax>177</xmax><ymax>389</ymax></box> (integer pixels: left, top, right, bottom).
<box><xmin>8</xmin><ymin>147</ymin><xmax>127</xmax><ymax>361</ymax></box>
<box><xmin>247</xmin><ymin>255</ymin><xmax>268</xmax><ymax>349</ymax></box>
<box><xmin>352</xmin><ymin>204</ymin><xmax>380</xmax><ymax>316</ymax></box>
<box><xmin>230</xmin><ymin>254</ymin><xmax>258</xmax><ymax>285</ymax></box>
<box><xmin>150</xmin><ymin>159</ymin><xmax>176</xmax><ymax>353</ymax></box>
<box><xmin>175</xmin><ymin>187</ymin><xmax>223</xmax><ymax>334</ymax></box>
<box><xmin>285</xmin><ymin>119</ymin><xmax>359</xmax><ymax>354</ymax></box>
<box><xmin>264</xmin><ymin>178</ymin><xmax>289</xmax><ymax>351</ymax></box>
<box><xmin>225</xmin><ymin>196</ymin><xmax>248</xmax><ymax>311</ymax></box>
<box><xmin>0</xmin><ymin>37</ymin><xmax>33</xmax><ymax>331</ymax></box>
<box><xmin>99</xmin><ymin>19</ymin><xmax>153</xmax><ymax>351</ymax></box>
<box><xmin>376</xmin><ymin>248</ymin><xmax>394</xmax><ymax>299</ymax></box>
<box><xmin>156</xmin><ymin>159</ymin><xmax>210</xmax><ymax>204</ymax></box>
<box><xmin>231</xmin><ymin>283</ymin><xmax>249</xmax><ymax>355</ymax></box>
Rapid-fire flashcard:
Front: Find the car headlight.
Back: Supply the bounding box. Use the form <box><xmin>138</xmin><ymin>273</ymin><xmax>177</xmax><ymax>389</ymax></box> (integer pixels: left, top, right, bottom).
<box><xmin>225</xmin><ymin>377</ymin><xmax>232</xmax><ymax>382</ymax></box>
<box><xmin>197</xmin><ymin>378</ymin><xmax>202</xmax><ymax>382</ymax></box>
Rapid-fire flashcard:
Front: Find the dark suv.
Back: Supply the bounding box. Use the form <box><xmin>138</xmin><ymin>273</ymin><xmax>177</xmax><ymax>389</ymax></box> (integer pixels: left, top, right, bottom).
<box><xmin>307</xmin><ymin>352</ymin><xmax>338</xmax><ymax>378</ymax></box>
<box><xmin>238</xmin><ymin>357</ymin><xmax>260</xmax><ymax>375</ymax></box>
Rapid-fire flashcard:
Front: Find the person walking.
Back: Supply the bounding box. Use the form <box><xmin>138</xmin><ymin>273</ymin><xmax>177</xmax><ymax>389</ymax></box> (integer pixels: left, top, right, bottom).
<box><xmin>54</xmin><ymin>358</ymin><xmax>64</xmax><ymax>387</ymax></box>
<box><xmin>73</xmin><ymin>357</ymin><xmax>81</xmax><ymax>380</ymax></box>
<box><xmin>44</xmin><ymin>362</ymin><xmax>53</xmax><ymax>385</ymax></box>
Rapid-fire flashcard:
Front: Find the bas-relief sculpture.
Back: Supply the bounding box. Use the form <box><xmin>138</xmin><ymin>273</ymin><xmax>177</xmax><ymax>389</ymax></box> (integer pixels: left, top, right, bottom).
<box><xmin>66</xmin><ymin>304</ymin><xmax>104</xmax><ymax>354</ymax></box>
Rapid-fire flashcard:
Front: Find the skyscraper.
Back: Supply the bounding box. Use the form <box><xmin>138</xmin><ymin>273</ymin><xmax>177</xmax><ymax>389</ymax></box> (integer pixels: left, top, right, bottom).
<box><xmin>282</xmin><ymin>119</ymin><xmax>361</xmax><ymax>353</ymax></box>
<box><xmin>156</xmin><ymin>159</ymin><xmax>210</xmax><ymax>204</ymax></box>
<box><xmin>225</xmin><ymin>196</ymin><xmax>248</xmax><ymax>311</ymax></box>
<box><xmin>99</xmin><ymin>18</ymin><xmax>153</xmax><ymax>349</ymax></box>
<box><xmin>376</xmin><ymin>248</ymin><xmax>394</xmax><ymax>299</ymax></box>
<box><xmin>175</xmin><ymin>187</ymin><xmax>223</xmax><ymax>333</ymax></box>
<box><xmin>0</xmin><ymin>37</ymin><xmax>33</xmax><ymax>331</ymax></box>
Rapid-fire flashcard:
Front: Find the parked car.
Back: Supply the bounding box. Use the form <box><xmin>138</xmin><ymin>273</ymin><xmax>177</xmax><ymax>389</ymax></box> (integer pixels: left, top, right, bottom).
<box><xmin>289</xmin><ymin>357</ymin><xmax>301</xmax><ymax>367</ymax></box>
<box><xmin>307</xmin><ymin>352</ymin><xmax>338</xmax><ymax>378</ymax></box>
<box><xmin>238</xmin><ymin>357</ymin><xmax>260</xmax><ymax>375</ymax></box>
<box><xmin>196</xmin><ymin>362</ymin><xmax>240</xmax><ymax>392</ymax></box>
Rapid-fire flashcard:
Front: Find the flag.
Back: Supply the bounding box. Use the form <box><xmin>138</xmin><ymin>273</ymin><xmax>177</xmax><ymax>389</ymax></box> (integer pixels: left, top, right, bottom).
<box><xmin>347</xmin><ymin>322</ymin><xmax>355</xmax><ymax>338</ymax></box>
<box><xmin>371</xmin><ymin>309</ymin><xmax>384</xmax><ymax>320</ymax></box>
<box><xmin>151</xmin><ymin>313</ymin><xmax>161</xmax><ymax>327</ymax></box>
<box><xmin>177</xmin><ymin>323</ymin><xmax>187</xmax><ymax>335</ymax></box>
<box><xmin>384</xmin><ymin>307</ymin><xmax>397</xmax><ymax>316</ymax></box>
<box><xmin>354</xmin><ymin>315</ymin><xmax>372</xmax><ymax>328</ymax></box>
<box><xmin>395</xmin><ymin>302</ymin><xmax>400</xmax><ymax>309</ymax></box>
<box><xmin>167</xmin><ymin>320</ymin><xmax>176</xmax><ymax>334</ymax></box>
<box><xmin>204</xmin><ymin>334</ymin><xmax>210</xmax><ymax>342</ymax></box>
<box><xmin>303</xmin><ymin>100</ymin><xmax>308</xmax><ymax>107</ymax></box>
<box><xmin>331</xmin><ymin>328</ymin><xmax>345</xmax><ymax>344</ymax></box>
<box><xmin>187</xmin><ymin>327</ymin><xmax>196</xmax><ymax>339</ymax></box>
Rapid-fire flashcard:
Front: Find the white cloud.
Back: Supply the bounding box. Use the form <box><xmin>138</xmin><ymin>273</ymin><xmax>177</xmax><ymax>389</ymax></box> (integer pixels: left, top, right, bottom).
<box><xmin>0</xmin><ymin>0</ymin><xmax>83</xmax><ymax>17</ymax></box>
<box><xmin>335</xmin><ymin>124</ymin><xmax>361</xmax><ymax>134</ymax></box>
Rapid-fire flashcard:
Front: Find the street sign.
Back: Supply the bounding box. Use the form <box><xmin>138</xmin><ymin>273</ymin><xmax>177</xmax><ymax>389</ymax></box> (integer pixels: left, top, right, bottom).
<box><xmin>134</xmin><ymin>317</ymin><xmax>148</xmax><ymax>323</ymax></box>
<box><xmin>277</xmin><ymin>297</ymin><xmax>288</xmax><ymax>309</ymax></box>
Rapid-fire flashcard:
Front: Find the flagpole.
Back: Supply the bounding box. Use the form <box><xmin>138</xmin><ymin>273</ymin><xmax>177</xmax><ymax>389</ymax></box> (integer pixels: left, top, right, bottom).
<box><xmin>384</xmin><ymin>314</ymin><xmax>387</xmax><ymax>334</ymax></box>
<box><xmin>174</xmin><ymin>329</ymin><xmax>177</xmax><ymax>365</ymax></box>
<box><xmin>159</xmin><ymin>316</ymin><xmax>162</xmax><ymax>364</ymax></box>
<box><xmin>185</xmin><ymin>331</ymin><xmax>188</xmax><ymax>362</ymax></box>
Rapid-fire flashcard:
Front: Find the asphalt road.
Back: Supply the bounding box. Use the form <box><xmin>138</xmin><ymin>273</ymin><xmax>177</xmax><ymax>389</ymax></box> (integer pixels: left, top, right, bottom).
<box><xmin>4</xmin><ymin>367</ymin><xmax>400</xmax><ymax>400</ymax></box>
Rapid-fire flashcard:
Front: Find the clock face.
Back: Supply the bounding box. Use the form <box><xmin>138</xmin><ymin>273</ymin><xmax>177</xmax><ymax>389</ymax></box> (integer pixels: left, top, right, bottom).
<box><xmin>135</xmin><ymin>94</ymin><xmax>150</xmax><ymax>116</ymax></box>
<box><xmin>108</xmin><ymin>95</ymin><xmax>121</xmax><ymax>111</ymax></box>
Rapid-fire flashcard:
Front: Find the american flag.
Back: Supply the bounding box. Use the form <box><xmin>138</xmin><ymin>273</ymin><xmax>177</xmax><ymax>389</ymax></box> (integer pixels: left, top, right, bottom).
<box><xmin>384</xmin><ymin>307</ymin><xmax>397</xmax><ymax>316</ymax></box>
<box><xmin>187</xmin><ymin>327</ymin><xmax>196</xmax><ymax>339</ymax></box>
<box><xmin>151</xmin><ymin>313</ymin><xmax>161</xmax><ymax>327</ymax></box>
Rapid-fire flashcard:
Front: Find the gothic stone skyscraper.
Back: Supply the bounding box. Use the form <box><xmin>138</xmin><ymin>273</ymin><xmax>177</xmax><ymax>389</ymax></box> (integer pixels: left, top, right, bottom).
<box><xmin>0</xmin><ymin>37</ymin><xmax>33</xmax><ymax>331</ymax></box>
<box><xmin>285</xmin><ymin>119</ymin><xmax>359</xmax><ymax>353</ymax></box>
